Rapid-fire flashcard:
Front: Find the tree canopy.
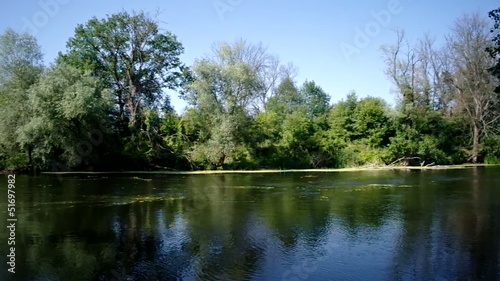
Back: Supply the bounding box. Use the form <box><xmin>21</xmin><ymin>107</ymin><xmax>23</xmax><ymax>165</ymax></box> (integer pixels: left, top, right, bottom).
<box><xmin>1</xmin><ymin>8</ymin><xmax>500</xmax><ymax>172</ymax></box>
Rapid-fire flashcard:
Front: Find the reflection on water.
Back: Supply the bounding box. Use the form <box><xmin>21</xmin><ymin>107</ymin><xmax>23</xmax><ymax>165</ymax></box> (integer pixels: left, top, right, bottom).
<box><xmin>0</xmin><ymin>168</ymin><xmax>499</xmax><ymax>280</ymax></box>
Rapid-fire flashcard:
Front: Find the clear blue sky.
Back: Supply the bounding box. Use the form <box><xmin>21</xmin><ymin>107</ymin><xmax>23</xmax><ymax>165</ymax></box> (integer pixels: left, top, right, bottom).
<box><xmin>1</xmin><ymin>0</ymin><xmax>498</xmax><ymax>113</ymax></box>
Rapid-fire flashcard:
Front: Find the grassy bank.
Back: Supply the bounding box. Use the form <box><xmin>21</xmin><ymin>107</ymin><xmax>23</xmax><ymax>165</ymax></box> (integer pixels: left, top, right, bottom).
<box><xmin>39</xmin><ymin>164</ymin><xmax>500</xmax><ymax>176</ymax></box>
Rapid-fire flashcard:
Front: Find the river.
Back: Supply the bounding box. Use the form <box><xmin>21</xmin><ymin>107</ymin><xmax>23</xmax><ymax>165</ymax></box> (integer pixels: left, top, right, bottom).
<box><xmin>1</xmin><ymin>167</ymin><xmax>499</xmax><ymax>280</ymax></box>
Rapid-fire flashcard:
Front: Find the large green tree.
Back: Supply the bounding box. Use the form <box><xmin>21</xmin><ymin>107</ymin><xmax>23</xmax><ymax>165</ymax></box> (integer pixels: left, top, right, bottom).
<box><xmin>185</xmin><ymin>40</ymin><xmax>264</xmax><ymax>168</ymax></box>
<box><xmin>254</xmin><ymin>78</ymin><xmax>332</xmax><ymax>168</ymax></box>
<box><xmin>325</xmin><ymin>93</ymin><xmax>395</xmax><ymax>166</ymax></box>
<box><xmin>265</xmin><ymin>77</ymin><xmax>303</xmax><ymax>116</ymax></box>
<box><xmin>59</xmin><ymin>11</ymin><xmax>190</xmax><ymax>132</ymax></box>
<box><xmin>0</xmin><ymin>29</ymin><xmax>44</xmax><ymax>171</ymax></box>
<box><xmin>19</xmin><ymin>64</ymin><xmax>111</xmax><ymax>170</ymax></box>
<box><xmin>300</xmin><ymin>80</ymin><xmax>330</xmax><ymax>118</ymax></box>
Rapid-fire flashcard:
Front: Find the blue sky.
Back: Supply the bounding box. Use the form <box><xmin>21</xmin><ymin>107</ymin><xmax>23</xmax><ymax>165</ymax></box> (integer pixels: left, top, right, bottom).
<box><xmin>1</xmin><ymin>0</ymin><xmax>498</xmax><ymax>113</ymax></box>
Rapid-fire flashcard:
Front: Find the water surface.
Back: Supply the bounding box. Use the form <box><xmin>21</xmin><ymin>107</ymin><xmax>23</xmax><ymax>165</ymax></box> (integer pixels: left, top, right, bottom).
<box><xmin>0</xmin><ymin>167</ymin><xmax>499</xmax><ymax>280</ymax></box>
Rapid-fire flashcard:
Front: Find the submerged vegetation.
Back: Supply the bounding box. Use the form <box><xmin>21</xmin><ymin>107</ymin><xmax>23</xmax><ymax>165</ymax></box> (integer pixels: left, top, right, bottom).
<box><xmin>1</xmin><ymin>9</ymin><xmax>500</xmax><ymax>172</ymax></box>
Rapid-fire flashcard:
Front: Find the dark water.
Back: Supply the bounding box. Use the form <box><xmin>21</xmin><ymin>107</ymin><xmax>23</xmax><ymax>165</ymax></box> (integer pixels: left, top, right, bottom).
<box><xmin>0</xmin><ymin>167</ymin><xmax>499</xmax><ymax>281</ymax></box>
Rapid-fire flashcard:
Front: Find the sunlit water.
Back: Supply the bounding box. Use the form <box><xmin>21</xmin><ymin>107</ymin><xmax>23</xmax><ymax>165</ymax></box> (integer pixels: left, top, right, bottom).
<box><xmin>1</xmin><ymin>167</ymin><xmax>499</xmax><ymax>280</ymax></box>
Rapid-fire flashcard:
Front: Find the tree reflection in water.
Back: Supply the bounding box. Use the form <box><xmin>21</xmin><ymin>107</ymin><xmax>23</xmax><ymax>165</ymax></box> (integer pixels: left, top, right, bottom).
<box><xmin>0</xmin><ymin>169</ymin><xmax>499</xmax><ymax>280</ymax></box>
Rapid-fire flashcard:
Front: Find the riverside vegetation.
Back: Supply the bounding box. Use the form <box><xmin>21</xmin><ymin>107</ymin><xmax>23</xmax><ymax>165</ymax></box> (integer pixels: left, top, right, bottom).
<box><xmin>1</xmin><ymin>9</ymin><xmax>500</xmax><ymax>173</ymax></box>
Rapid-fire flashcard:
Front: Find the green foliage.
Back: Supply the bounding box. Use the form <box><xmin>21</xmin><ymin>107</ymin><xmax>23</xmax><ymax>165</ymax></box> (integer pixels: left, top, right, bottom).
<box><xmin>265</xmin><ymin>77</ymin><xmax>303</xmax><ymax>115</ymax></box>
<box><xmin>300</xmin><ymin>80</ymin><xmax>330</xmax><ymax>118</ymax></box>
<box><xmin>277</xmin><ymin>109</ymin><xmax>316</xmax><ymax>167</ymax></box>
<box><xmin>488</xmin><ymin>8</ymin><xmax>500</xmax><ymax>93</ymax></box>
<box><xmin>250</xmin><ymin>78</ymin><xmax>334</xmax><ymax>168</ymax></box>
<box><xmin>327</xmin><ymin>92</ymin><xmax>359</xmax><ymax>142</ymax></box>
<box><xmin>484</xmin><ymin>156</ymin><xmax>500</xmax><ymax>164</ymax></box>
<box><xmin>2</xmin><ymin>11</ymin><xmax>500</xmax><ymax>172</ymax></box>
<box><xmin>0</xmin><ymin>149</ymin><xmax>29</xmax><ymax>171</ymax></box>
<box><xmin>336</xmin><ymin>144</ymin><xmax>387</xmax><ymax>168</ymax></box>
<box><xmin>19</xmin><ymin>64</ymin><xmax>111</xmax><ymax>169</ymax></box>
<box><xmin>482</xmin><ymin>135</ymin><xmax>500</xmax><ymax>163</ymax></box>
<box><xmin>58</xmin><ymin>11</ymin><xmax>190</xmax><ymax>133</ymax></box>
<box><xmin>385</xmin><ymin>108</ymin><xmax>467</xmax><ymax>165</ymax></box>
<box><xmin>51</xmin><ymin>11</ymin><xmax>193</xmax><ymax>170</ymax></box>
<box><xmin>191</xmin><ymin>116</ymin><xmax>238</xmax><ymax>168</ymax></box>
<box><xmin>352</xmin><ymin>97</ymin><xmax>394</xmax><ymax>147</ymax></box>
<box><xmin>0</xmin><ymin>29</ymin><xmax>44</xmax><ymax>171</ymax></box>
<box><xmin>323</xmin><ymin>93</ymin><xmax>395</xmax><ymax>167</ymax></box>
<box><xmin>184</xmin><ymin>40</ymin><xmax>268</xmax><ymax>168</ymax></box>
<box><xmin>0</xmin><ymin>28</ymin><xmax>43</xmax><ymax>85</ymax></box>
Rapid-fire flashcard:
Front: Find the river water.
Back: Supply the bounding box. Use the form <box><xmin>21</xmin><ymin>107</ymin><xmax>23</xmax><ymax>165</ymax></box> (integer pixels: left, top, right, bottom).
<box><xmin>0</xmin><ymin>167</ymin><xmax>499</xmax><ymax>280</ymax></box>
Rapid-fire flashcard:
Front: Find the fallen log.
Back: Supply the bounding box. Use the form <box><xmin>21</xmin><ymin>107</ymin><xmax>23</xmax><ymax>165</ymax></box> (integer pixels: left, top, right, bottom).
<box><xmin>388</xmin><ymin>156</ymin><xmax>421</xmax><ymax>166</ymax></box>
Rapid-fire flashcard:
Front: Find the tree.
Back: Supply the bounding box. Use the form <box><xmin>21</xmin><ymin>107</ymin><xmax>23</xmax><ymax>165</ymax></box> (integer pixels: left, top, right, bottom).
<box><xmin>352</xmin><ymin>97</ymin><xmax>394</xmax><ymax>147</ymax></box>
<box><xmin>380</xmin><ymin>24</ymin><xmax>489</xmax><ymax>165</ymax></box>
<box><xmin>252</xmin><ymin>78</ymin><xmax>331</xmax><ymax>168</ymax></box>
<box><xmin>444</xmin><ymin>13</ymin><xmax>499</xmax><ymax>162</ymax></box>
<box><xmin>265</xmin><ymin>77</ymin><xmax>302</xmax><ymax>116</ymax></box>
<box><xmin>18</xmin><ymin>64</ymin><xmax>111</xmax><ymax>169</ymax></box>
<box><xmin>58</xmin><ymin>11</ymin><xmax>190</xmax><ymax>132</ymax></box>
<box><xmin>278</xmin><ymin>108</ymin><xmax>316</xmax><ymax>167</ymax></box>
<box><xmin>326</xmin><ymin>91</ymin><xmax>358</xmax><ymax>143</ymax></box>
<box><xmin>482</xmin><ymin>7</ymin><xmax>500</xmax><ymax>164</ymax></box>
<box><xmin>381</xmin><ymin>29</ymin><xmax>419</xmax><ymax>116</ymax></box>
<box><xmin>0</xmin><ymin>29</ymin><xmax>44</xmax><ymax>171</ymax></box>
<box><xmin>381</xmin><ymin>30</ymin><xmax>454</xmax><ymax>120</ymax></box>
<box><xmin>185</xmin><ymin>40</ymin><xmax>265</xmax><ymax>168</ymax></box>
<box><xmin>487</xmin><ymin>8</ymin><xmax>500</xmax><ymax>93</ymax></box>
<box><xmin>0</xmin><ymin>28</ymin><xmax>43</xmax><ymax>86</ymax></box>
<box><xmin>300</xmin><ymin>80</ymin><xmax>330</xmax><ymax>118</ymax></box>
<box><xmin>325</xmin><ymin>93</ymin><xmax>395</xmax><ymax>166</ymax></box>
<box><xmin>216</xmin><ymin>39</ymin><xmax>297</xmax><ymax>114</ymax></box>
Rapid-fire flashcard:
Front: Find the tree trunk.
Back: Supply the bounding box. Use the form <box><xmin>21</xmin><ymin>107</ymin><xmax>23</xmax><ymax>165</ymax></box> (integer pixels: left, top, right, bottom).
<box><xmin>471</xmin><ymin>124</ymin><xmax>480</xmax><ymax>163</ymax></box>
<box><xmin>217</xmin><ymin>154</ymin><xmax>226</xmax><ymax>169</ymax></box>
<box><xmin>27</xmin><ymin>145</ymin><xmax>34</xmax><ymax>175</ymax></box>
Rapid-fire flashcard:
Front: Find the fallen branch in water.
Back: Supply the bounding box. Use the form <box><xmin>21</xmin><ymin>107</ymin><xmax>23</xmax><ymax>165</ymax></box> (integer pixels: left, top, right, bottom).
<box><xmin>388</xmin><ymin>156</ymin><xmax>421</xmax><ymax>166</ymax></box>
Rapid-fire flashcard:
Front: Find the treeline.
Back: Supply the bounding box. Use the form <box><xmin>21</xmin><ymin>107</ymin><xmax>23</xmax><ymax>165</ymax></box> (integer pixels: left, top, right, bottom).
<box><xmin>1</xmin><ymin>9</ymin><xmax>500</xmax><ymax>172</ymax></box>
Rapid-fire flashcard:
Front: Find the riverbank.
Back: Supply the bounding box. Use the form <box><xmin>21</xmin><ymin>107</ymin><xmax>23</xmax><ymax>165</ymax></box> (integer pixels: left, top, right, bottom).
<box><xmin>39</xmin><ymin>163</ymin><xmax>499</xmax><ymax>176</ymax></box>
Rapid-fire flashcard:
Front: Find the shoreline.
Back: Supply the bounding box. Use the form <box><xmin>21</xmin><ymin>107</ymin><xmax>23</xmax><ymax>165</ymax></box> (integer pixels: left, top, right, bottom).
<box><xmin>38</xmin><ymin>164</ymin><xmax>500</xmax><ymax>176</ymax></box>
